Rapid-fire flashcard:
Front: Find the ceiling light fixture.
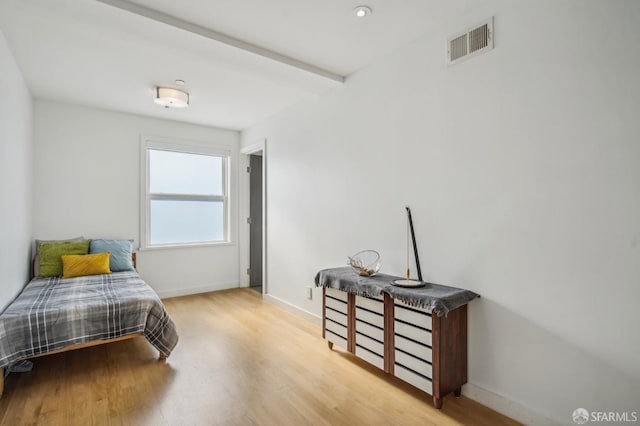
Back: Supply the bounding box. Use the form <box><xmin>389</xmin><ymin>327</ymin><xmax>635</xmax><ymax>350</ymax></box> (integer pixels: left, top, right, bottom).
<box><xmin>154</xmin><ymin>86</ymin><xmax>189</xmax><ymax>108</ymax></box>
<box><xmin>353</xmin><ymin>6</ymin><xmax>372</xmax><ymax>18</ymax></box>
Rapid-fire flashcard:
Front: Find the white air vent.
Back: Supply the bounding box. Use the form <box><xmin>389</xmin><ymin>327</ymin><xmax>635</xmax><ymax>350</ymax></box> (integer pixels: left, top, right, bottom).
<box><xmin>447</xmin><ymin>17</ymin><xmax>493</xmax><ymax>65</ymax></box>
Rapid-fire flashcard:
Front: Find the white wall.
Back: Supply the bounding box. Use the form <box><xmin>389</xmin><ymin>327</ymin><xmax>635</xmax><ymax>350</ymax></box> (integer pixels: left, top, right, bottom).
<box><xmin>241</xmin><ymin>1</ymin><xmax>640</xmax><ymax>424</ymax></box>
<box><xmin>0</xmin><ymin>30</ymin><xmax>33</xmax><ymax>312</ymax></box>
<box><xmin>33</xmin><ymin>100</ymin><xmax>241</xmax><ymax>297</ymax></box>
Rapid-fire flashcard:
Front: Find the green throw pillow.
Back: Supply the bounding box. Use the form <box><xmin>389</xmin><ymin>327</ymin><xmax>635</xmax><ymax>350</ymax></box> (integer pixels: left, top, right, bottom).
<box><xmin>38</xmin><ymin>240</ymin><xmax>90</xmax><ymax>277</ymax></box>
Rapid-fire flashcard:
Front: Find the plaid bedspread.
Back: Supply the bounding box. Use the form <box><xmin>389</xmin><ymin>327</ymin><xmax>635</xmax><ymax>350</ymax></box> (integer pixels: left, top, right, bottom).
<box><xmin>0</xmin><ymin>271</ymin><xmax>178</xmax><ymax>369</ymax></box>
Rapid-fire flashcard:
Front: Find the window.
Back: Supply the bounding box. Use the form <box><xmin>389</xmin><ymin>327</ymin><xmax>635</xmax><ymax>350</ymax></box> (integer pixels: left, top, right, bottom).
<box><xmin>141</xmin><ymin>139</ymin><xmax>230</xmax><ymax>248</ymax></box>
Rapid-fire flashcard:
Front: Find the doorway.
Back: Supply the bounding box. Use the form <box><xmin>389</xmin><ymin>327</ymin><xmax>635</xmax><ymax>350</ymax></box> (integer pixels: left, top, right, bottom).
<box><xmin>248</xmin><ymin>153</ymin><xmax>263</xmax><ymax>293</ymax></box>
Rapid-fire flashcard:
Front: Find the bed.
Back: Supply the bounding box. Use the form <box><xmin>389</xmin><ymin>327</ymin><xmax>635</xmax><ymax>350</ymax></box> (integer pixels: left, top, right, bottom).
<box><xmin>0</xmin><ymin>248</ymin><xmax>179</xmax><ymax>398</ymax></box>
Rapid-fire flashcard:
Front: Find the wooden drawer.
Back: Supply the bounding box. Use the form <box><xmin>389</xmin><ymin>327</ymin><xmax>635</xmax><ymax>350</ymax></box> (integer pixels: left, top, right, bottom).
<box><xmin>355</xmin><ymin>319</ymin><xmax>384</xmax><ymax>342</ymax></box>
<box><xmin>355</xmin><ymin>307</ymin><xmax>384</xmax><ymax>328</ymax></box>
<box><xmin>394</xmin><ymin>321</ymin><xmax>432</xmax><ymax>347</ymax></box>
<box><xmin>325</xmin><ymin>330</ymin><xmax>348</xmax><ymax>351</ymax></box>
<box><xmin>356</xmin><ymin>346</ymin><xmax>384</xmax><ymax>370</ymax></box>
<box><xmin>395</xmin><ymin>349</ymin><xmax>432</xmax><ymax>379</ymax></box>
<box><xmin>321</xmin><ymin>276</ymin><xmax>470</xmax><ymax>410</ymax></box>
<box><xmin>394</xmin><ymin>364</ymin><xmax>433</xmax><ymax>395</ymax></box>
<box><xmin>326</xmin><ymin>308</ymin><xmax>348</xmax><ymax>328</ymax></box>
<box><xmin>325</xmin><ymin>297</ymin><xmax>348</xmax><ymax>315</ymax></box>
<box><xmin>326</xmin><ymin>288</ymin><xmax>348</xmax><ymax>302</ymax></box>
<box><xmin>394</xmin><ymin>335</ymin><xmax>432</xmax><ymax>363</ymax></box>
<box><xmin>355</xmin><ymin>332</ymin><xmax>384</xmax><ymax>357</ymax></box>
<box><xmin>355</xmin><ymin>295</ymin><xmax>384</xmax><ymax>313</ymax></box>
<box><xmin>325</xmin><ymin>318</ymin><xmax>347</xmax><ymax>340</ymax></box>
<box><xmin>394</xmin><ymin>303</ymin><xmax>432</xmax><ymax>331</ymax></box>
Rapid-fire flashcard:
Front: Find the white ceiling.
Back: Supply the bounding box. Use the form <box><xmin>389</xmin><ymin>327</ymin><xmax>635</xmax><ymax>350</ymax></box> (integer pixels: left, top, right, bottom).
<box><xmin>0</xmin><ymin>0</ymin><xmax>478</xmax><ymax>130</ymax></box>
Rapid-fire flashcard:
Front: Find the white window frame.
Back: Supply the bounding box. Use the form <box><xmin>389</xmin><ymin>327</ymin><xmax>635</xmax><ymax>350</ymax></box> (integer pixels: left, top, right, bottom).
<box><xmin>140</xmin><ymin>136</ymin><xmax>231</xmax><ymax>250</ymax></box>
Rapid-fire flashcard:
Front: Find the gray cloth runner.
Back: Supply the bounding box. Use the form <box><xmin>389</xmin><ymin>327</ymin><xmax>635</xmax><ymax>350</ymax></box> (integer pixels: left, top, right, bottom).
<box><xmin>314</xmin><ymin>267</ymin><xmax>479</xmax><ymax>317</ymax></box>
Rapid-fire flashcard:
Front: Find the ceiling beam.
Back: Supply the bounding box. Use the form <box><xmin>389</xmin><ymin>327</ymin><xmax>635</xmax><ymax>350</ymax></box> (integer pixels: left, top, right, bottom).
<box><xmin>96</xmin><ymin>0</ymin><xmax>345</xmax><ymax>83</ymax></box>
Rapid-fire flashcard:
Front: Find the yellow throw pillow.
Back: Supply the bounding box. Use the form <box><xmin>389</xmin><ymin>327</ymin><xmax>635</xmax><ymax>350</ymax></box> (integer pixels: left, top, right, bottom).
<box><xmin>61</xmin><ymin>252</ymin><xmax>112</xmax><ymax>278</ymax></box>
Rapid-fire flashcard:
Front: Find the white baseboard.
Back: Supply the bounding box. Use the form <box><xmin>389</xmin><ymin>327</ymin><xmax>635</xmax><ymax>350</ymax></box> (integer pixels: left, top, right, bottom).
<box><xmin>263</xmin><ymin>293</ymin><xmax>322</xmax><ymax>326</ymax></box>
<box><xmin>156</xmin><ymin>281</ymin><xmax>239</xmax><ymax>299</ymax></box>
<box><xmin>462</xmin><ymin>382</ymin><xmax>558</xmax><ymax>425</ymax></box>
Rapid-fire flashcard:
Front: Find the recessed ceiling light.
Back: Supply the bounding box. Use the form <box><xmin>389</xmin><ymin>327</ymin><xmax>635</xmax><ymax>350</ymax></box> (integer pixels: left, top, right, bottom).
<box><xmin>353</xmin><ymin>6</ymin><xmax>372</xmax><ymax>18</ymax></box>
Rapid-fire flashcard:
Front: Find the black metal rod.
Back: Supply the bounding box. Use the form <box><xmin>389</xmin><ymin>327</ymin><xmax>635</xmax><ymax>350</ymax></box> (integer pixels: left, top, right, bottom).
<box><xmin>405</xmin><ymin>206</ymin><xmax>422</xmax><ymax>281</ymax></box>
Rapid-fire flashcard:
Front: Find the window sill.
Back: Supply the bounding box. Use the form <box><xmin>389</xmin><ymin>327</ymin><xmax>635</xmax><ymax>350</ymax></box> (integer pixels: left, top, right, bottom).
<box><xmin>138</xmin><ymin>241</ymin><xmax>234</xmax><ymax>251</ymax></box>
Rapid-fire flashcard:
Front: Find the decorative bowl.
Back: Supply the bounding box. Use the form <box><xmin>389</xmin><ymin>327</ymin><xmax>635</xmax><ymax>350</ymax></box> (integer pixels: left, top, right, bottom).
<box><xmin>348</xmin><ymin>250</ymin><xmax>381</xmax><ymax>277</ymax></box>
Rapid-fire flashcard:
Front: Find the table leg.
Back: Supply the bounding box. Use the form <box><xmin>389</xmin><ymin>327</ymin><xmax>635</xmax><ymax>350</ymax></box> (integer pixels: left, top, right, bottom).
<box><xmin>433</xmin><ymin>396</ymin><xmax>443</xmax><ymax>409</ymax></box>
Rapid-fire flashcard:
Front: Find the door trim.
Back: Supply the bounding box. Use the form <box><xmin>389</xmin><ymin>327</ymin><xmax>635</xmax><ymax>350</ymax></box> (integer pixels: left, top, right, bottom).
<box><xmin>240</xmin><ymin>139</ymin><xmax>267</xmax><ymax>295</ymax></box>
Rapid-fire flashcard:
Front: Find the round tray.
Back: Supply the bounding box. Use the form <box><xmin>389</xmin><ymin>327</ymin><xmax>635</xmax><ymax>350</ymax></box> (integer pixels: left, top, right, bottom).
<box><xmin>391</xmin><ymin>279</ymin><xmax>426</xmax><ymax>288</ymax></box>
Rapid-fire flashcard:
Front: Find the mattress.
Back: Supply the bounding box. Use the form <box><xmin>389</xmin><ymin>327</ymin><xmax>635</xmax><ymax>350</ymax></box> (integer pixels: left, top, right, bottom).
<box><xmin>0</xmin><ymin>271</ymin><xmax>178</xmax><ymax>369</ymax></box>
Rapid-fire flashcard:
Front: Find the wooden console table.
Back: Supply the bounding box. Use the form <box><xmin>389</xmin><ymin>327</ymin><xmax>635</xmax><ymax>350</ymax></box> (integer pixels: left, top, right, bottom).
<box><xmin>316</xmin><ymin>267</ymin><xmax>478</xmax><ymax>409</ymax></box>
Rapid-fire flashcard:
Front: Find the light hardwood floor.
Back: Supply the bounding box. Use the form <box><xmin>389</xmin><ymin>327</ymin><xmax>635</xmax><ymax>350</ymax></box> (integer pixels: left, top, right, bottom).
<box><xmin>0</xmin><ymin>289</ymin><xmax>520</xmax><ymax>425</ymax></box>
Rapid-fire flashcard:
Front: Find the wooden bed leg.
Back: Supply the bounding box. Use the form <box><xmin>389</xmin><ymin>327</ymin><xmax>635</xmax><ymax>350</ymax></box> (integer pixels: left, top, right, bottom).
<box><xmin>1</xmin><ymin>368</ymin><xmax>4</xmax><ymax>399</ymax></box>
<box><xmin>327</xmin><ymin>341</ymin><xmax>334</xmax><ymax>350</ymax></box>
<box><xmin>159</xmin><ymin>353</ymin><xmax>167</xmax><ymax>362</ymax></box>
<box><xmin>454</xmin><ymin>387</ymin><xmax>462</xmax><ymax>397</ymax></box>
